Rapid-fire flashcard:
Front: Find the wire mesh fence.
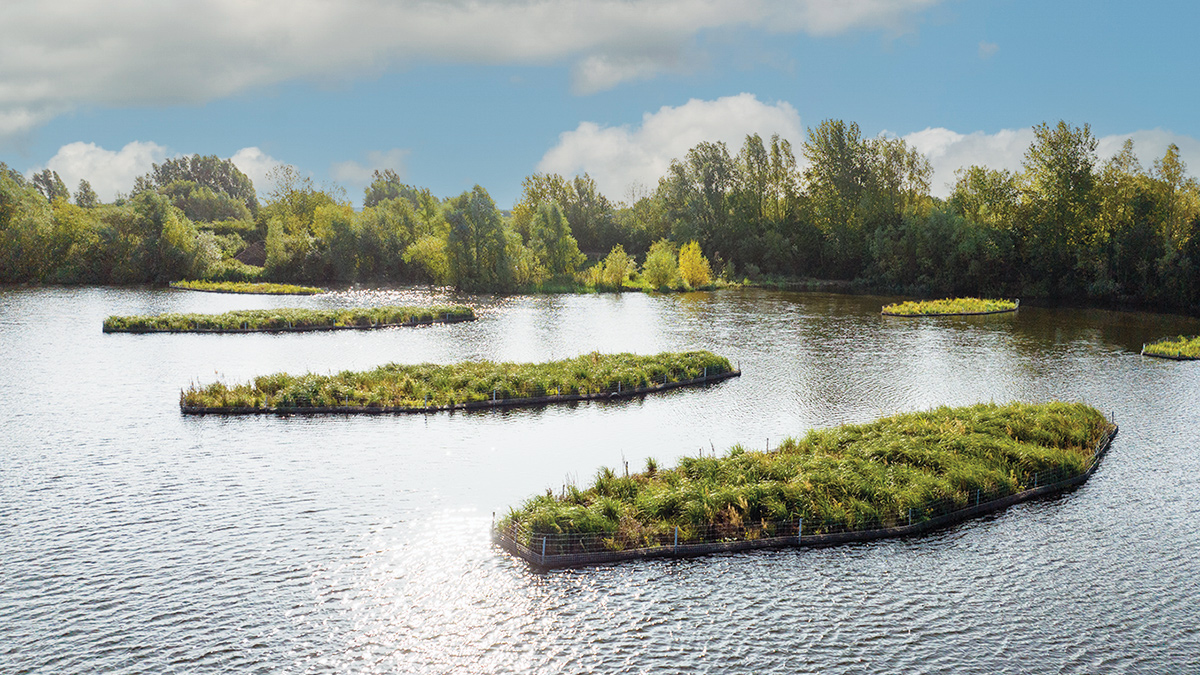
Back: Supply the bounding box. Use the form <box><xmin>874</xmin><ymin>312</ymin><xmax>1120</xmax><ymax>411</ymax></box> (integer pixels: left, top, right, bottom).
<box><xmin>495</xmin><ymin>424</ymin><xmax>1117</xmax><ymax>569</ymax></box>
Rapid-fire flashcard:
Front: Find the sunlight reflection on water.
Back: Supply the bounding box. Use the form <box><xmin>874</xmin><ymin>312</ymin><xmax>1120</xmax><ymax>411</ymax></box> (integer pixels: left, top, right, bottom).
<box><xmin>1</xmin><ymin>286</ymin><xmax>1199</xmax><ymax>673</ymax></box>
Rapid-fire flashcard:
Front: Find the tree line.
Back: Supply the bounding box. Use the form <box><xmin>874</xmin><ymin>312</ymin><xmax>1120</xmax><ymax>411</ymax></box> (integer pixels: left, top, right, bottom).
<box><xmin>1</xmin><ymin>120</ymin><xmax>1198</xmax><ymax>313</ymax></box>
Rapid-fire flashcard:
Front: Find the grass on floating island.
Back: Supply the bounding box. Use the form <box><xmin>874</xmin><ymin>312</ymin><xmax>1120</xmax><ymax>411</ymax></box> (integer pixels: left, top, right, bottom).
<box><xmin>180</xmin><ymin>350</ymin><xmax>736</xmax><ymax>411</ymax></box>
<box><xmin>1142</xmin><ymin>335</ymin><xmax>1200</xmax><ymax>360</ymax></box>
<box><xmin>881</xmin><ymin>297</ymin><xmax>1018</xmax><ymax>316</ymax></box>
<box><xmin>104</xmin><ymin>305</ymin><xmax>475</xmax><ymax>333</ymax></box>
<box><xmin>170</xmin><ymin>280</ymin><xmax>325</xmax><ymax>295</ymax></box>
<box><xmin>499</xmin><ymin>401</ymin><xmax>1112</xmax><ymax>550</ymax></box>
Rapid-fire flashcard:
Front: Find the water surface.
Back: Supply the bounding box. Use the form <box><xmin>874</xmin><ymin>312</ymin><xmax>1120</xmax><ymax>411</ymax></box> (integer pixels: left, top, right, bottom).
<box><xmin>2</xmin><ymin>286</ymin><xmax>1198</xmax><ymax>673</ymax></box>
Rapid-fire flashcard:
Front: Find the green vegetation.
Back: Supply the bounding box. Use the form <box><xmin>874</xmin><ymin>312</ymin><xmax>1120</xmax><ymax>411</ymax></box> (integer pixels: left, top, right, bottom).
<box><xmin>180</xmin><ymin>350</ymin><xmax>735</xmax><ymax>411</ymax></box>
<box><xmin>5</xmin><ymin>121</ymin><xmax>1200</xmax><ymax>317</ymax></box>
<box><xmin>1143</xmin><ymin>335</ymin><xmax>1200</xmax><ymax>359</ymax></box>
<box><xmin>500</xmin><ymin>402</ymin><xmax>1112</xmax><ymax>550</ymax></box>
<box><xmin>881</xmin><ymin>297</ymin><xmax>1018</xmax><ymax>316</ymax></box>
<box><xmin>170</xmin><ymin>280</ymin><xmax>324</xmax><ymax>295</ymax></box>
<box><xmin>104</xmin><ymin>305</ymin><xmax>474</xmax><ymax>333</ymax></box>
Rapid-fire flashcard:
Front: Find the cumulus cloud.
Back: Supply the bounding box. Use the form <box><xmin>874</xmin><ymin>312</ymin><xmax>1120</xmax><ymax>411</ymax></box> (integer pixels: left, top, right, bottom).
<box><xmin>903</xmin><ymin>127</ymin><xmax>1034</xmax><ymax>197</ymax></box>
<box><xmin>539</xmin><ymin>93</ymin><xmax>803</xmax><ymax>201</ymax></box>
<box><xmin>903</xmin><ymin>126</ymin><xmax>1200</xmax><ymax>198</ymax></box>
<box><xmin>330</xmin><ymin>149</ymin><xmax>411</xmax><ymax>197</ymax></box>
<box><xmin>231</xmin><ymin>147</ymin><xmax>286</xmax><ymax>197</ymax></box>
<box><xmin>0</xmin><ymin>0</ymin><xmax>941</xmax><ymax>137</ymax></box>
<box><xmin>34</xmin><ymin>141</ymin><xmax>168</xmax><ymax>201</ymax></box>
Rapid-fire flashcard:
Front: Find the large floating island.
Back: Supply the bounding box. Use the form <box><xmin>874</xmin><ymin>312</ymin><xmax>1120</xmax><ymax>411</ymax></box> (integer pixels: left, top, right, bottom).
<box><xmin>1142</xmin><ymin>335</ymin><xmax>1200</xmax><ymax>360</ymax></box>
<box><xmin>881</xmin><ymin>297</ymin><xmax>1018</xmax><ymax>316</ymax></box>
<box><xmin>180</xmin><ymin>350</ymin><xmax>739</xmax><ymax>414</ymax></box>
<box><xmin>169</xmin><ymin>280</ymin><xmax>325</xmax><ymax>295</ymax></box>
<box><xmin>495</xmin><ymin>401</ymin><xmax>1116</xmax><ymax>570</ymax></box>
<box><xmin>105</xmin><ymin>305</ymin><xmax>475</xmax><ymax>333</ymax></box>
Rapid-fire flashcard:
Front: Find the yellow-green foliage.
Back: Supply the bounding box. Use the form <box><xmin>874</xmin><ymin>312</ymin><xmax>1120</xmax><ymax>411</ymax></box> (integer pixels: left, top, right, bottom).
<box><xmin>1143</xmin><ymin>335</ymin><xmax>1200</xmax><ymax>359</ymax></box>
<box><xmin>104</xmin><ymin>305</ymin><xmax>473</xmax><ymax>332</ymax></box>
<box><xmin>170</xmin><ymin>280</ymin><xmax>324</xmax><ymax>295</ymax></box>
<box><xmin>678</xmin><ymin>240</ymin><xmax>712</xmax><ymax>288</ymax></box>
<box><xmin>882</xmin><ymin>297</ymin><xmax>1017</xmax><ymax>315</ymax></box>
<box><xmin>501</xmin><ymin>402</ymin><xmax>1111</xmax><ymax>544</ymax></box>
<box><xmin>600</xmin><ymin>244</ymin><xmax>634</xmax><ymax>288</ymax></box>
<box><xmin>181</xmin><ymin>350</ymin><xmax>734</xmax><ymax>410</ymax></box>
<box><xmin>642</xmin><ymin>239</ymin><xmax>679</xmax><ymax>288</ymax></box>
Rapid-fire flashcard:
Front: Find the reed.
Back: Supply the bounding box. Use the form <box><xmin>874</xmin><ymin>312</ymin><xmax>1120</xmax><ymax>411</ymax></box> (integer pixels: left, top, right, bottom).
<box><xmin>1142</xmin><ymin>335</ymin><xmax>1200</xmax><ymax>359</ymax></box>
<box><xmin>881</xmin><ymin>297</ymin><xmax>1017</xmax><ymax>316</ymax></box>
<box><xmin>180</xmin><ymin>350</ymin><xmax>735</xmax><ymax>411</ymax></box>
<box><xmin>104</xmin><ymin>305</ymin><xmax>474</xmax><ymax>333</ymax></box>
<box><xmin>169</xmin><ymin>280</ymin><xmax>325</xmax><ymax>295</ymax></box>
<box><xmin>499</xmin><ymin>402</ymin><xmax>1112</xmax><ymax>547</ymax></box>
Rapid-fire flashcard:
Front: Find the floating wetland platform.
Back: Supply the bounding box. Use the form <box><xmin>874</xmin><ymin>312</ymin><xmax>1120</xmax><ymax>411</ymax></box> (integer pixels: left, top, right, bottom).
<box><xmin>495</xmin><ymin>402</ymin><xmax>1116</xmax><ymax>571</ymax></box>
<box><xmin>180</xmin><ymin>350</ymin><xmax>739</xmax><ymax>415</ymax></box>
<box><xmin>881</xmin><ymin>297</ymin><xmax>1019</xmax><ymax>317</ymax></box>
<box><xmin>104</xmin><ymin>306</ymin><xmax>475</xmax><ymax>334</ymax></box>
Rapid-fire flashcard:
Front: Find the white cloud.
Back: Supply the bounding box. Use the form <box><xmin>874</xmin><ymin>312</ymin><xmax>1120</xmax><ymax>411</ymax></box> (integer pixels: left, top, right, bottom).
<box><xmin>0</xmin><ymin>0</ymin><xmax>942</xmax><ymax>138</ymax></box>
<box><xmin>539</xmin><ymin>93</ymin><xmax>803</xmax><ymax>201</ymax></box>
<box><xmin>978</xmin><ymin>41</ymin><xmax>998</xmax><ymax>59</ymax></box>
<box><xmin>903</xmin><ymin>126</ymin><xmax>1200</xmax><ymax>198</ymax></box>
<box><xmin>903</xmin><ymin>127</ymin><xmax>1034</xmax><ymax>197</ymax></box>
<box><xmin>34</xmin><ymin>141</ymin><xmax>168</xmax><ymax>201</ymax></box>
<box><xmin>230</xmin><ymin>147</ymin><xmax>285</xmax><ymax>198</ymax></box>
<box><xmin>1095</xmin><ymin>129</ymin><xmax>1200</xmax><ymax>175</ymax></box>
<box><xmin>330</xmin><ymin>149</ymin><xmax>410</xmax><ymax>197</ymax></box>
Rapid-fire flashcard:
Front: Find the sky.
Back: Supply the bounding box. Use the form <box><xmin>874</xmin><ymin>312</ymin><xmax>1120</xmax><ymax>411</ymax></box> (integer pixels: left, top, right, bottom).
<box><xmin>2</xmin><ymin>0</ymin><xmax>1199</xmax><ymax>208</ymax></box>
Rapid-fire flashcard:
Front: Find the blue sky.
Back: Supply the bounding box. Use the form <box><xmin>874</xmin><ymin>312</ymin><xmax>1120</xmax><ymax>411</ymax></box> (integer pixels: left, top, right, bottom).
<box><xmin>2</xmin><ymin>0</ymin><xmax>1198</xmax><ymax>207</ymax></box>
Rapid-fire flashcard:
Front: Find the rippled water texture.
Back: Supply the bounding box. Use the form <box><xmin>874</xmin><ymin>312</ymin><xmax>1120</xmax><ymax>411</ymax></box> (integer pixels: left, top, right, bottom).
<box><xmin>2</xmin><ymin>286</ymin><xmax>1199</xmax><ymax>673</ymax></box>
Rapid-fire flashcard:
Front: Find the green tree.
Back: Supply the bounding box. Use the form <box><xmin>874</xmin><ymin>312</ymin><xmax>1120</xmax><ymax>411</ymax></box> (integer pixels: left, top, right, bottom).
<box><xmin>641</xmin><ymin>238</ymin><xmax>678</xmax><ymax>288</ymax></box>
<box><xmin>1018</xmin><ymin>121</ymin><xmax>1100</xmax><ymax>293</ymax></box>
<box><xmin>31</xmin><ymin>169</ymin><xmax>69</xmax><ymax>202</ymax></box>
<box><xmin>599</xmin><ymin>244</ymin><xmax>634</xmax><ymax>288</ymax></box>
<box><xmin>1151</xmin><ymin>143</ymin><xmax>1200</xmax><ymax>251</ymax></box>
<box><xmin>74</xmin><ymin>179</ymin><xmax>99</xmax><ymax>208</ymax></box>
<box><xmin>0</xmin><ymin>167</ymin><xmax>54</xmax><ymax>281</ymax></box>
<box><xmin>403</xmin><ymin>234</ymin><xmax>450</xmax><ymax>285</ymax></box>
<box><xmin>678</xmin><ymin>240</ymin><xmax>712</xmax><ymax>287</ymax></box>
<box><xmin>530</xmin><ymin>202</ymin><xmax>585</xmax><ymax>278</ymax></box>
<box><xmin>445</xmin><ymin>185</ymin><xmax>513</xmax><ymax>291</ymax></box>
<box><xmin>136</xmin><ymin>154</ymin><xmax>258</xmax><ymax>214</ymax></box>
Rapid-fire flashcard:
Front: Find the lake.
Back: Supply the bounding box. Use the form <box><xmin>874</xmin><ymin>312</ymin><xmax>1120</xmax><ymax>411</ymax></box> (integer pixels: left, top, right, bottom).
<box><xmin>2</xmin><ymin>286</ymin><xmax>1198</xmax><ymax>673</ymax></box>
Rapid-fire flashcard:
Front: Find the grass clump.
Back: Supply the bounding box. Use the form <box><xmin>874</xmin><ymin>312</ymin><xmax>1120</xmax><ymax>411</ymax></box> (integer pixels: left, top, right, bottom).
<box><xmin>104</xmin><ymin>305</ymin><xmax>474</xmax><ymax>333</ymax></box>
<box><xmin>500</xmin><ymin>402</ymin><xmax>1112</xmax><ymax>549</ymax></box>
<box><xmin>181</xmin><ymin>350</ymin><xmax>735</xmax><ymax>411</ymax></box>
<box><xmin>1143</xmin><ymin>335</ymin><xmax>1200</xmax><ymax>359</ymax></box>
<box><xmin>170</xmin><ymin>280</ymin><xmax>325</xmax><ymax>295</ymax></box>
<box><xmin>881</xmin><ymin>297</ymin><xmax>1018</xmax><ymax>316</ymax></box>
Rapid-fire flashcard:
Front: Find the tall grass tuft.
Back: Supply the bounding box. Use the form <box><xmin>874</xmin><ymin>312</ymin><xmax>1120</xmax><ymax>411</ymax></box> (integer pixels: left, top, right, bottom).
<box><xmin>181</xmin><ymin>350</ymin><xmax>735</xmax><ymax>411</ymax></box>
<box><xmin>169</xmin><ymin>280</ymin><xmax>325</xmax><ymax>295</ymax></box>
<box><xmin>105</xmin><ymin>305</ymin><xmax>474</xmax><ymax>333</ymax></box>
<box><xmin>1143</xmin><ymin>335</ymin><xmax>1200</xmax><ymax>359</ymax></box>
<box><xmin>499</xmin><ymin>401</ymin><xmax>1112</xmax><ymax>546</ymax></box>
<box><xmin>882</xmin><ymin>297</ymin><xmax>1017</xmax><ymax>316</ymax></box>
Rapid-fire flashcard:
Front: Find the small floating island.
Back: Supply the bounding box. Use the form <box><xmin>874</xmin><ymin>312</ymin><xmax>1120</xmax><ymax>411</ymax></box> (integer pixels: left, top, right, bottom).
<box><xmin>104</xmin><ymin>305</ymin><xmax>475</xmax><ymax>333</ymax></box>
<box><xmin>180</xmin><ymin>350</ymin><xmax>739</xmax><ymax>414</ymax></box>
<box><xmin>1142</xmin><ymin>335</ymin><xmax>1200</xmax><ymax>360</ymax></box>
<box><xmin>881</xmin><ymin>297</ymin><xmax>1018</xmax><ymax>316</ymax></box>
<box><xmin>495</xmin><ymin>401</ymin><xmax>1116</xmax><ymax>570</ymax></box>
<box><xmin>169</xmin><ymin>280</ymin><xmax>325</xmax><ymax>295</ymax></box>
